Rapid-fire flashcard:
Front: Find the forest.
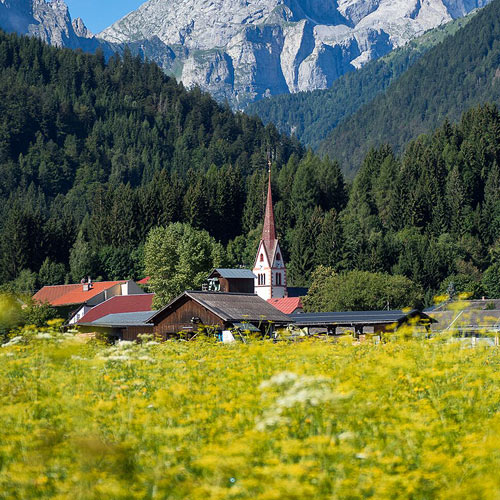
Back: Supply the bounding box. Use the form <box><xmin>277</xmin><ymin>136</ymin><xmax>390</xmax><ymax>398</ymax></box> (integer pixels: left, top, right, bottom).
<box><xmin>246</xmin><ymin>13</ymin><xmax>473</xmax><ymax>151</ymax></box>
<box><xmin>319</xmin><ymin>0</ymin><xmax>500</xmax><ymax>175</ymax></box>
<box><xmin>0</xmin><ymin>29</ymin><xmax>499</xmax><ymax>307</ymax></box>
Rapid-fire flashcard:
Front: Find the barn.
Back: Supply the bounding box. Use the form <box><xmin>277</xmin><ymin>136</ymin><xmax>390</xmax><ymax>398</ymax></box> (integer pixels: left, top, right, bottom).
<box><xmin>147</xmin><ymin>291</ymin><xmax>292</xmax><ymax>339</ymax></box>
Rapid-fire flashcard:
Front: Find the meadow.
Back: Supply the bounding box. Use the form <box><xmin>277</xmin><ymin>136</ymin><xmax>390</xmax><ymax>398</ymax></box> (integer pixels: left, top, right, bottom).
<box><xmin>1</xmin><ymin>325</ymin><xmax>500</xmax><ymax>499</ymax></box>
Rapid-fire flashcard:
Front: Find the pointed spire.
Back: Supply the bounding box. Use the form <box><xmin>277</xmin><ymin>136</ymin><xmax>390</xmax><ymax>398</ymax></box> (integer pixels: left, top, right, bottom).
<box><xmin>262</xmin><ymin>162</ymin><xmax>276</xmax><ymax>250</ymax></box>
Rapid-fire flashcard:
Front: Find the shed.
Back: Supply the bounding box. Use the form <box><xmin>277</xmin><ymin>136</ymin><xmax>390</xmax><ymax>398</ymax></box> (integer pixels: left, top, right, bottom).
<box><xmin>148</xmin><ymin>291</ymin><xmax>292</xmax><ymax>339</ymax></box>
<box><xmin>292</xmin><ymin>310</ymin><xmax>436</xmax><ymax>336</ymax></box>
<box><xmin>78</xmin><ymin>311</ymin><xmax>156</xmax><ymax>341</ymax></box>
<box><xmin>206</xmin><ymin>269</ymin><xmax>257</xmax><ymax>294</ymax></box>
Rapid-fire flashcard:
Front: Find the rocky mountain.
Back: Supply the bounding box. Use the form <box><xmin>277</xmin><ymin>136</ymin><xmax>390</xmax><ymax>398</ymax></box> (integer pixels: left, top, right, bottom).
<box><xmin>246</xmin><ymin>13</ymin><xmax>475</xmax><ymax>149</ymax></box>
<box><xmin>0</xmin><ymin>0</ymin><xmax>86</xmax><ymax>47</ymax></box>
<box><xmin>99</xmin><ymin>0</ymin><xmax>492</xmax><ymax>107</ymax></box>
<box><xmin>318</xmin><ymin>0</ymin><xmax>500</xmax><ymax>176</ymax></box>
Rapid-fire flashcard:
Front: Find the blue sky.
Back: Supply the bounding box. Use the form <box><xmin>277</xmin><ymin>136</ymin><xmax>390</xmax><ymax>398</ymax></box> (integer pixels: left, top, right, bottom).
<box><xmin>65</xmin><ymin>0</ymin><xmax>145</xmax><ymax>34</ymax></box>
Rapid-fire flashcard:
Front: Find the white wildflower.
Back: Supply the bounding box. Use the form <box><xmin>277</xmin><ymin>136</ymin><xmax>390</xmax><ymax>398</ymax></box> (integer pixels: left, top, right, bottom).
<box><xmin>2</xmin><ymin>336</ymin><xmax>24</xmax><ymax>347</ymax></box>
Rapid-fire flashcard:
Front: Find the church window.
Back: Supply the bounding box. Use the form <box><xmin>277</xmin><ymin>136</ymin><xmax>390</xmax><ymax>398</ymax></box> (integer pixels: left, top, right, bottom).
<box><xmin>276</xmin><ymin>273</ymin><xmax>282</xmax><ymax>285</ymax></box>
<box><xmin>260</xmin><ymin>254</ymin><xmax>264</xmax><ymax>262</ymax></box>
<box><xmin>276</xmin><ymin>253</ymin><xmax>281</xmax><ymax>261</ymax></box>
<box><xmin>258</xmin><ymin>273</ymin><xmax>266</xmax><ymax>285</ymax></box>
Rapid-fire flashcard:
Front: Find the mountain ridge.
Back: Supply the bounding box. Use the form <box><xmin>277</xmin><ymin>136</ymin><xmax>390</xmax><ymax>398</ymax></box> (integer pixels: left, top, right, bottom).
<box><xmin>245</xmin><ymin>12</ymin><xmax>476</xmax><ymax>149</ymax></box>
<box><xmin>318</xmin><ymin>0</ymin><xmax>500</xmax><ymax>176</ymax></box>
<box><xmin>98</xmin><ymin>0</ymin><xmax>490</xmax><ymax>107</ymax></box>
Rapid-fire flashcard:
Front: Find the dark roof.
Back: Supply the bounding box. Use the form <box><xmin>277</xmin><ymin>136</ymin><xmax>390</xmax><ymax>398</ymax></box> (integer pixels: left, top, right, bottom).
<box><xmin>210</xmin><ymin>268</ymin><xmax>257</xmax><ymax>279</ymax></box>
<box><xmin>292</xmin><ymin>310</ymin><xmax>435</xmax><ymax>327</ymax></box>
<box><xmin>287</xmin><ymin>287</ymin><xmax>309</xmax><ymax>298</ymax></box>
<box><xmin>148</xmin><ymin>291</ymin><xmax>292</xmax><ymax>324</ymax></box>
<box><xmin>80</xmin><ymin>311</ymin><xmax>158</xmax><ymax>328</ymax></box>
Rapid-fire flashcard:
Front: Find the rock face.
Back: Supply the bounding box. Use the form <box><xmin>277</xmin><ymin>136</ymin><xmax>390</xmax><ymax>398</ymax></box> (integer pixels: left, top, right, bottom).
<box><xmin>0</xmin><ymin>0</ymin><xmax>491</xmax><ymax>108</ymax></box>
<box><xmin>0</xmin><ymin>0</ymin><xmax>89</xmax><ymax>47</ymax></box>
<box><xmin>99</xmin><ymin>0</ymin><xmax>492</xmax><ymax>107</ymax></box>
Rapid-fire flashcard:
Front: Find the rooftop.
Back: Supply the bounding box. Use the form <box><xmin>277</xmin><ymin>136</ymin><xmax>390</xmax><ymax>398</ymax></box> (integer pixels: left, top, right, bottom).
<box><xmin>33</xmin><ymin>281</ymin><xmax>126</xmax><ymax>306</ymax></box>
<box><xmin>77</xmin><ymin>294</ymin><xmax>155</xmax><ymax>324</ymax></box>
<box><xmin>210</xmin><ymin>269</ymin><xmax>257</xmax><ymax>279</ymax></box>
<box><xmin>268</xmin><ymin>297</ymin><xmax>303</xmax><ymax>315</ymax></box>
<box><xmin>81</xmin><ymin>311</ymin><xmax>158</xmax><ymax>328</ymax></box>
<box><xmin>149</xmin><ymin>291</ymin><xmax>292</xmax><ymax>324</ymax></box>
<box><xmin>292</xmin><ymin>310</ymin><xmax>435</xmax><ymax>327</ymax></box>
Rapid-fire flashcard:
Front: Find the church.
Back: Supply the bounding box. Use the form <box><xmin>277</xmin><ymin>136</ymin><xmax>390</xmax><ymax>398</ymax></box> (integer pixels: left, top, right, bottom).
<box><xmin>252</xmin><ymin>170</ymin><xmax>288</xmax><ymax>300</ymax></box>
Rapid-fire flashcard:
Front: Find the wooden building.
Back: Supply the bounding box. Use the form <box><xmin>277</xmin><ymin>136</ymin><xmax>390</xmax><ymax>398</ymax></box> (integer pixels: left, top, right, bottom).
<box><xmin>78</xmin><ymin>311</ymin><xmax>156</xmax><ymax>341</ymax></box>
<box><xmin>148</xmin><ymin>291</ymin><xmax>292</xmax><ymax>339</ymax></box>
<box><xmin>206</xmin><ymin>269</ymin><xmax>256</xmax><ymax>293</ymax></box>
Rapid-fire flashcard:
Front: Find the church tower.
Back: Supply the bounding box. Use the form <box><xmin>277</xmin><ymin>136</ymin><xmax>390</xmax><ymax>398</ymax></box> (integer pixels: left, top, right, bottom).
<box><xmin>253</xmin><ymin>168</ymin><xmax>287</xmax><ymax>300</ymax></box>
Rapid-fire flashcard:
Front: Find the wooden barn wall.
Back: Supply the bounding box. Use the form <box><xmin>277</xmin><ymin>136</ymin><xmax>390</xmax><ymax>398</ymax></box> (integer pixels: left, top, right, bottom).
<box><xmin>154</xmin><ymin>299</ymin><xmax>224</xmax><ymax>336</ymax></box>
<box><xmin>122</xmin><ymin>325</ymin><xmax>154</xmax><ymax>341</ymax></box>
<box><xmin>220</xmin><ymin>278</ymin><xmax>254</xmax><ymax>294</ymax></box>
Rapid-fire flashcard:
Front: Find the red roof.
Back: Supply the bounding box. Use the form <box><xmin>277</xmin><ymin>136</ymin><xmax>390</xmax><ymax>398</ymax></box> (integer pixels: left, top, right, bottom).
<box><xmin>78</xmin><ymin>294</ymin><xmax>155</xmax><ymax>323</ymax></box>
<box><xmin>137</xmin><ymin>276</ymin><xmax>151</xmax><ymax>285</ymax></box>
<box><xmin>267</xmin><ymin>297</ymin><xmax>303</xmax><ymax>315</ymax></box>
<box><xmin>33</xmin><ymin>281</ymin><xmax>126</xmax><ymax>306</ymax></box>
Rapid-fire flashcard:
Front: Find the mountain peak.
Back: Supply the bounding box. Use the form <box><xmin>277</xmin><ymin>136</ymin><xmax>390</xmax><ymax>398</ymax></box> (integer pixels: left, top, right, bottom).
<box><xmin>98</xmin><ymin>0</ymin><xmax>491</xmax><ymax>107</ymax></box>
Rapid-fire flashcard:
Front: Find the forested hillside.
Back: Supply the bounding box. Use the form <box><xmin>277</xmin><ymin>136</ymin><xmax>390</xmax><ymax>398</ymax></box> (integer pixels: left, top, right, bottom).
<box><xmin>0</xmin><ymin>30</ymin><xmax>498</xmax><ymax>306</ymax></box>
<box><xmin>245</xmin><ymin>14</ymin><xmax>474</xmax><ymax>150</ymax></box>
<box><xmin>319</xmin><ymin>0</ymin><xmax>500</xmax><ymax>176</ymax></box>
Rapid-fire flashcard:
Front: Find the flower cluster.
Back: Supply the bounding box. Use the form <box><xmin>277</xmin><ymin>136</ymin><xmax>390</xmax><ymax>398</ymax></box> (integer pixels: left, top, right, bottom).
<box><xmin>0</xmin><ymin>334</ymin><xmax>499</xmax><ymax>498</ymax></box>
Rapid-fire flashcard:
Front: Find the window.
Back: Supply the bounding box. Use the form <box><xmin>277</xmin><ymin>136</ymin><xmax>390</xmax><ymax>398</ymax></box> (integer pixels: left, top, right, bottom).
<box><xmin>276</xmin><ymin>253</ymin><xmax>281</xmax><ymax>261</ymax></box>
<box><xmin>276</xmin><ymin>273</ymin><xmax>282</xmax><ymax>286</ymax></box>
<box><xmin>260</xmin><ymin>254</ymin><xmax>264</xmax><ymax>262</ymax></box>
<box><xmin>258</xmin><ymin>273</ymin><xmax>266</xmax><ymax>286</ymax></box>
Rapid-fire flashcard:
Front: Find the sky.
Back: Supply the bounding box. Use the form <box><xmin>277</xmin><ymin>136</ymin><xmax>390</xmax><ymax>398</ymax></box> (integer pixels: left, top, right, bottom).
<box><xmin>65</xmin><ymin>0</ymin><xmax>145</xmax><ymax>34</ymax></box>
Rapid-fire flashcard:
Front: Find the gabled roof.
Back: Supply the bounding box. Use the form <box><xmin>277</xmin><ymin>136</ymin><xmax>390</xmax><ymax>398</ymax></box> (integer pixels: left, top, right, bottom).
<box><xmin>148</xmin><ymin>291</ymin><xmax>292</xmax><ymax>325</ymax></box>
<box><xmin>268</xmin><ymin>297</ymin><xmax>303</xmax><ymax>315</ymax></box>
<box><xmin>32</xmin><ymin>284</ymin><xmax>81</xmax><ymax>305</ymax></box>
<box><xmin>77</xmin><ymin>294</ymin><xmax>155</xmax><ymax>324</ymax></box>
<box><xmin>210</xmin><ymin>269</ymin><xmax>257</xmax><ymax>279</ymax></box>
<box><xmin>80</xmin><ymin>311</ymin><xmax>158</xmax><ymax>328</ymax></box>
<box><xmin>292</xmin><ymin>310</ymin><xmax>436</xmax><ymax>327</ymax></box>
<box><xmin>33</xmin><ymin>281</ymin><xmax>126</xmax><ymax>306</ymax></box>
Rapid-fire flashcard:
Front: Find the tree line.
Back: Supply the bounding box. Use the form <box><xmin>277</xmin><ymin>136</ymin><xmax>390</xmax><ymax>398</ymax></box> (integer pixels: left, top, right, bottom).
<box><xmin>0</xmin><ymin>29</ymin><xmax>499</xmax><ymax>309</ymax></box>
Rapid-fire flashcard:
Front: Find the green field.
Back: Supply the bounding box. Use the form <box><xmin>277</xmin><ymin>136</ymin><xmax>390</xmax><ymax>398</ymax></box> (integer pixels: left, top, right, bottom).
<box><xmin>1</xmin><ymin>325</ymin><xmax>499</xmax><ymax>499</ymax></box>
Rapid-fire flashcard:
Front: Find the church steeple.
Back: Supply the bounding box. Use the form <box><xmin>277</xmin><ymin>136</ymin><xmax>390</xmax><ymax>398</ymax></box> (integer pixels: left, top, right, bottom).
<box><xmin>262</xmin><ymin>168</ymin><xmax>277</xmax><ymax>254</ymax></box>
<box><xmin>253</xmin><ymin>160</ymin><xmax>288</xmax><ymax>300</ymax></box>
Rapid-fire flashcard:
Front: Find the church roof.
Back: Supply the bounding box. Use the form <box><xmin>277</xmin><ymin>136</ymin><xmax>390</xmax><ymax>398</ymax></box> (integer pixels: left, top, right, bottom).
<box><xmin>262</xmin><ymin>170</ymin><xmax>277</xmax><ymax>257</ymax></box>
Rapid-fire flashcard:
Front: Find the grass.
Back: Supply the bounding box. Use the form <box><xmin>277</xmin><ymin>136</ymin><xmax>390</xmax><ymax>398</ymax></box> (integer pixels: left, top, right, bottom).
<box><xmin>0</xmin><ymin>322</ymin><xmax>499</xmax><ymax>499</ymax></box>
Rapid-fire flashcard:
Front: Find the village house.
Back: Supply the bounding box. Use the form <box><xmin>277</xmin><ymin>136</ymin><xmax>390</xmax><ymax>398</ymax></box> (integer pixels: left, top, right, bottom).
<box><xmin>428</xmin><ymin>299</ymin><xmax>500</xmax><ymax>338</ymax></box>
<box><xmin>33</xmin><ymin>279</ymin><xmax>144</xmax><ymax>323</ymax></box>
